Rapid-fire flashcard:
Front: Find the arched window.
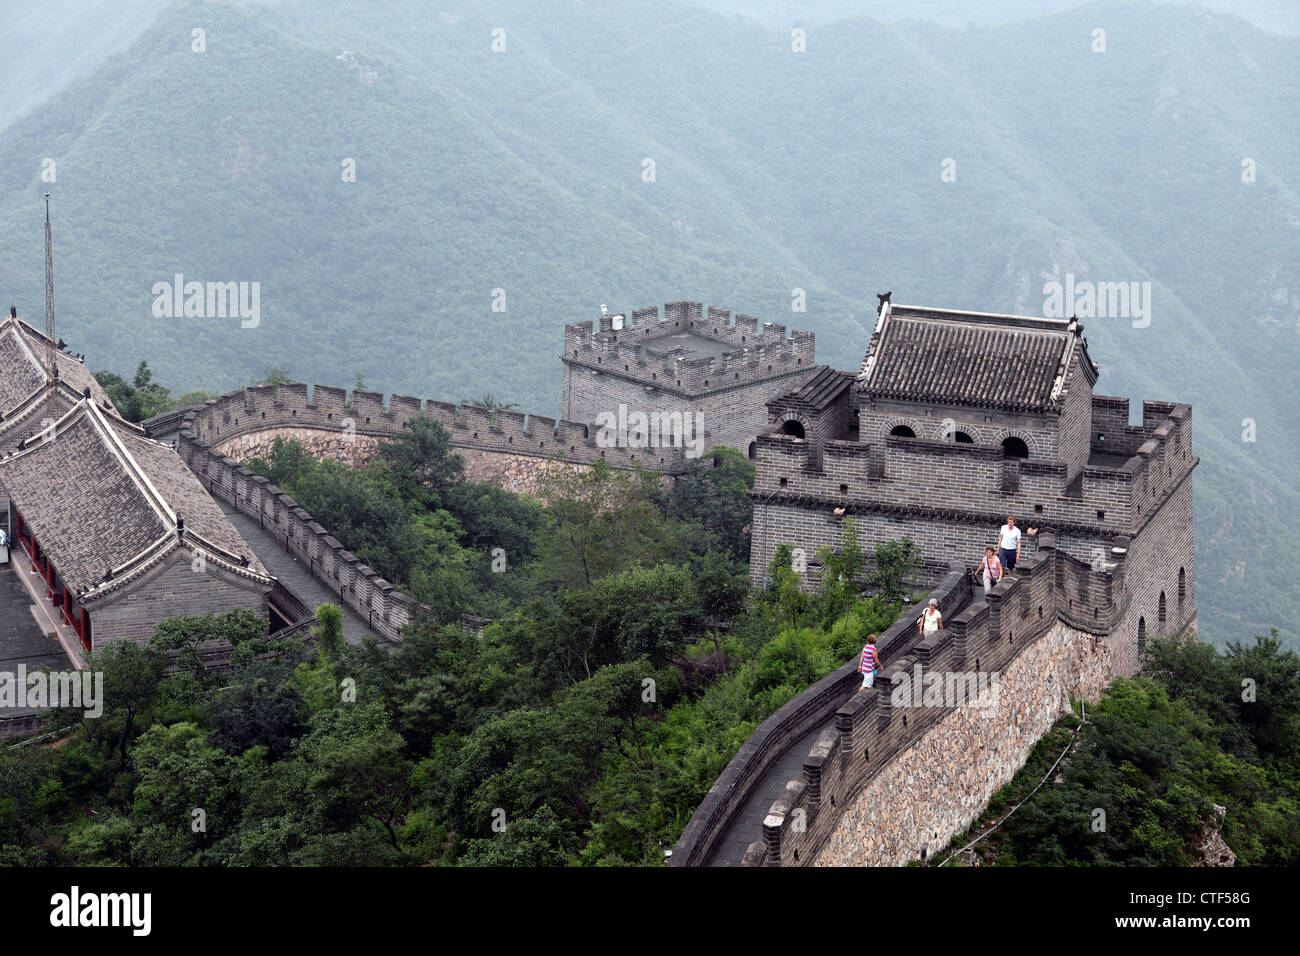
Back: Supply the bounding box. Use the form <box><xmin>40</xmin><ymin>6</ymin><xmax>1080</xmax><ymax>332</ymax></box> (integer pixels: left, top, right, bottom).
<box><xmin>1137</xmin><ymin>616</ymin><xmax>1146</xmax><ymax>657</ymax></box>
<box><xmin>954</xmin><ymin>431</ymin><xmax>974</xmax><ymax>444</ymax></box>
<box><xmin>1178</xmin><ymin>567</ymin><xmax>1186</xmax><ymax>607</ymax></box>
<box><xmin>1001</xmin><ymin>436</ymin><xmax>1029</xmax><ymax>459</ymax></box>
<box><xmin>779</xmin><ymin>420</ymin><xmax>805</xmax><ymax>440</ymax></box>
<box><xmin>889</xmin><ymin>425</ymin><xmax>915</xmax><ymax>438</ymax></box>
<box><xmin>1158</xmin><ymin>592</ymin><xmax>1167</xmax><ymax>629</ymax></box>
<box><xmin>747</xmin><ymin>441</ymin><xmax>757</xmax><ymax>460</ymax></box>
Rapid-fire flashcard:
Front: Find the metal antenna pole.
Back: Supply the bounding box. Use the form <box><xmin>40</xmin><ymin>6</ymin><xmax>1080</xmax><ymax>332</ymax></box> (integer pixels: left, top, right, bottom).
<box><xmin>44</xmin><ymin>192</ymin><xmax>59</xmax><ymax>423</ymax></box>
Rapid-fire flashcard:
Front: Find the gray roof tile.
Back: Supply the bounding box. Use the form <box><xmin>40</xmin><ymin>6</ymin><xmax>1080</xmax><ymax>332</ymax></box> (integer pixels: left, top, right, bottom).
<box><xmin>0</xmin><ymin>400</ymin><xmax>267</xmax><ymax>600</ymax></box>
<box><xmin>860</xmin><ymin>305</ymin><xmax>1095</xmax><ymax>413</ymax></box>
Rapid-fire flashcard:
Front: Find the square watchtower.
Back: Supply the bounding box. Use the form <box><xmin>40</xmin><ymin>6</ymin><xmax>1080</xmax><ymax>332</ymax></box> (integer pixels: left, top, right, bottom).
<box><xmin>561</xmin><ymin>300</ymin><xmax>815</xmax><ymax>459</ymax></box>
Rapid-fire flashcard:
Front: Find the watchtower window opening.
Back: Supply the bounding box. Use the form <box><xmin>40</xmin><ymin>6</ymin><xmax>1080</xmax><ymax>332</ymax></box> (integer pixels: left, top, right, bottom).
<box><xmin>954</xmin><ymin>431</ymin><xmax>974</xmax><ymax>443</ymax></box>
<box><xmin>779</xmin><ymin>420</ymin><xmax>805</xmax><ymax>440</ymax></box>
<box><xmin>1178</xmin><ymin>567</ymin><xmax>1186</xmax><ymax>606</ymax></box>
<box><xmin>1158</xmin><ymin>592</ymin><xmax>1167</xmax><ymax>628</ymax></box>
<box><xmin>1001</xmin><ymin>436</ymin><xmax>1029</xmax><ymax>459</ymax></box>
<box><xmin>747</xmin><ymin>441</ymin><xmax>757</xmax><ymax>460</ymax></box>
<box><xmin>1137</xmin><ymin>617</ymin><xmax>1146</xmax><ymax>656</ymax></box>
<box><xmin>889</xmin><ymin>425</ymin><xmax>915</xmax><ymax>438</ymax></box>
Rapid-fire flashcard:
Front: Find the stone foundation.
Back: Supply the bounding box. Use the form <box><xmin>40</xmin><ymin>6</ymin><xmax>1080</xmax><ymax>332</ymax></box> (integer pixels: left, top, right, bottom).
<box><xmin>216</xmin><ymin>427</ymin><xmax>380</xmax><ymax>467</ymax></box>
<box><xmin>215</xmin><ymin>426</ymin><xmax>595</xmax><ymax>500</ymax></box>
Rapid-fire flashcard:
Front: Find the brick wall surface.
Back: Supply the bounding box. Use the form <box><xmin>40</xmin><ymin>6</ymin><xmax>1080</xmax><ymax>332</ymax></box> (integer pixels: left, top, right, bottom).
<box><xmin>90</xmin><ymin>552</ymin><xmax>268</xmax><ymax>649</ymax></box>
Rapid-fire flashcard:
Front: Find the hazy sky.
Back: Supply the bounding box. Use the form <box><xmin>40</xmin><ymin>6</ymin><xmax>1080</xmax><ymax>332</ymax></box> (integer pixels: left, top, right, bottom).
<box><xmin>697</xmin><ymin>0</ymin><xmax>1300</xmax><ymax>34</ymax></box>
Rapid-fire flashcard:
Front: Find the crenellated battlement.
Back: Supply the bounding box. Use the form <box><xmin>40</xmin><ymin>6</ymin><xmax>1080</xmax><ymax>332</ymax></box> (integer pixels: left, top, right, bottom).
<box><xmin>749</xmin><ymin>399</ymin><xmax>1196</xmax><ymax>551</ymax></box>
<box><xmin>171</xmin><ymin>381</ymin><xmax>693</xmax><ymax>476</ymax></box>
<box><xmin>562</xmin><ymin>300</ymin><xmax>815</xmax><ymax>396</ymax></box>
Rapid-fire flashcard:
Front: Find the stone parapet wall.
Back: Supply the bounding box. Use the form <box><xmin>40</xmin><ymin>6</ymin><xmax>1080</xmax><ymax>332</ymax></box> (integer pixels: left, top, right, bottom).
<box><xmin>175</xmin><ymin>426</ymin><xmax>413</xmax><ymax>643</ymax></box>
<box><xmin>813</xmin><ymin>619</ymin><xmax>1115</xmax><ymax>866</ymax></box>
<box><xmin>746</xmin><ymin>541</ymin><xmax>1144</xmax><ymax>867</ymax></box>
<box><xmin>668</xmin><ymin>564</ymin><xmax>974</xmax><ymax>868</ymax></box>
<box><xmin>562</xmin><ymin>301</ymin><xmax>815</xmax><ymax>398</ymax></box>
<box><xmin>671</xmin><ymin>537</ymin><xmax>1164</xmax><ymax>868</ymax></box>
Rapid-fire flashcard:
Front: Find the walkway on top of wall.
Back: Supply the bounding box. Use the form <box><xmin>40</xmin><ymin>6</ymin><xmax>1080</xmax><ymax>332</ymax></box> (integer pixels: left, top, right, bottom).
<box><xmin>704</xmin><ymin>714</ymin><xmax>839</xmax><ymax>866</ymax></box>
<box><xmin>0</xmin><ymin>564</ymin><xmax>72</xmax><ymax>718</ymax></box>
<box><xmin>219</xmin><ymin>506</ymin><xmax>381</xmax><ymax>647</ymax></box>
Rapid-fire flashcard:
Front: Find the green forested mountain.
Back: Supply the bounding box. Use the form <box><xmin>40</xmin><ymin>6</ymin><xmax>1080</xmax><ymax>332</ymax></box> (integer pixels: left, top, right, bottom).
<box><xmin>0</xmin><ymin>0</ymin><xmax>1294</xmax><ymax>646</ymax></box>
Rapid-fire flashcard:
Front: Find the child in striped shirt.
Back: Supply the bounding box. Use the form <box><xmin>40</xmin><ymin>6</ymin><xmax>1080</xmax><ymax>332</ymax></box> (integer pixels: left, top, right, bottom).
<box><xmin>859</xmin><ymin>635</ymin><xmax>879</xmax><ymax>689</ymax></box>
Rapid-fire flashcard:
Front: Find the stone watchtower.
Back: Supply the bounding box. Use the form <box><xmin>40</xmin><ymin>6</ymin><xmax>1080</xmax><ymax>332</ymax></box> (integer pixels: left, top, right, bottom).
<box><xmin>561</xmin><ymin>300</ymin><xmax>815</xmax><ymax>461</ymax></box>
<box><xmin>750</xmin><ymin>299</ymin><xmax>1197</xmax><ymax>677</ymax></box>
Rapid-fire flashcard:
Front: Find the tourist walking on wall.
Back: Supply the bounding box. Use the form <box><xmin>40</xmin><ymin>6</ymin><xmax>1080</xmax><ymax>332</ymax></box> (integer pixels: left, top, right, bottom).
<box><xmin>859</xmin><ymin>634</ymin><xmax>879</xmax><ymax>689</ymax></box>
<box><xmin>977</xmin><ymin>545</ymin><xmax>1003</xmax><ymax>595</ymax></box>
<box><xmin>998</xmin><ymin>515</ymin><xmax>1022</xmax><ymax>572</ymax></box>
<box><xmin>919</xmin><ymin>597</ymin><xmax>942</xmax><ymax>636</ymax></box>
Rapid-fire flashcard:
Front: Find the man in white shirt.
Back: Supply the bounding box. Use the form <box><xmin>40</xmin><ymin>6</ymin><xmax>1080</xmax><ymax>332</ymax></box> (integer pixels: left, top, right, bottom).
<box><xmin>998</xmin><ymin>515</ymin><xmax>1022</xmax><ymax>572</ymax></box>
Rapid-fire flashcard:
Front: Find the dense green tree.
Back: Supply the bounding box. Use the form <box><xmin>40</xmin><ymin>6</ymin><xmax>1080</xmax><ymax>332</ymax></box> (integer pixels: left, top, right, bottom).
<box><xmin>93</xmin><ymin>360</ymin><xmax>208</xmax><ymax>423</ymax></box>
<box><xmin>536</xmin><ymin>460</ymin><xmax>680</xmax><ymax>587</ymax></box>
<box><xmin>660</xmin><ymin>446</ymin><xmax>755</xmax><ymax>560</ymax></box>
<box><xmin>868</xmin><ymin>537</ymin><xmax>923</xmax><ymax>606</ymax></box>
<box><xmin>85</xmin><ymin>640</ymin><xmax>166</xmax><ymax>769</ymax></box>
<box><xmin>210</xmin><ymin>677</ymin><xmax>308</xmax><ymax>760</ymax></box>
<box><xmin>376</xmin><ymin>416</ymin><xmax>465</xmax><ymax>510</ymax></box>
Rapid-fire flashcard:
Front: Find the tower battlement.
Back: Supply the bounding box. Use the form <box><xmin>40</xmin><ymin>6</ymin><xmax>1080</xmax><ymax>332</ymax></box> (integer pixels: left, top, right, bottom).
<box><xmin>562</xmin><ymin>300</ymin><xmax>814</xmax><ymax>397</ymax></box>
<box><xmin>561</xmin><ymin>300</ymin><xmax>816</xmax><ymax>456</ymax></box>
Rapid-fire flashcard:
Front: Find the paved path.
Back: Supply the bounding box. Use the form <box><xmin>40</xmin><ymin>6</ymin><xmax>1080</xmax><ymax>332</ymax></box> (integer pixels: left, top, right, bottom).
<box><xmin>219</xmin><ymin>506</ymin><xmax>383</xmax><ymax>647</ymax></box>
<box><xmin>704</xmin><ymin>714</ymin><xmax>840</xmax><ymax>866</ymax></box>
<box><xmin>0</xmin><ymin>564</ymin><xmax>73</xmax><ymax>717</ymax></box>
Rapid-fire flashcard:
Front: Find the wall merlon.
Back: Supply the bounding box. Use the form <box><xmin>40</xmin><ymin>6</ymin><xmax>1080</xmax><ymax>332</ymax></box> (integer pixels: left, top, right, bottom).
<box><xmin>311</xmin><ymin>385</ymin><xmax>349</xmax><ymax>416</ymax></box>
<box><xmin>388</xmin><ymin>394</ymin><xmax>423</xmax><ymax>421</ymax></box>
<box><xmin>347</xmin><ymin>390</ymin><xmax>386</xmax><ymax>420</ymax></box>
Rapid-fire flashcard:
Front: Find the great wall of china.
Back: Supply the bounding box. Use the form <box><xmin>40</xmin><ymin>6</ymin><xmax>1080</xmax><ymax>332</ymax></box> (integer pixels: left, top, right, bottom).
<box><xmin>142</xmin><ymin>298</ymin><xmax>1199</xmax><ymax>867</ymax></box>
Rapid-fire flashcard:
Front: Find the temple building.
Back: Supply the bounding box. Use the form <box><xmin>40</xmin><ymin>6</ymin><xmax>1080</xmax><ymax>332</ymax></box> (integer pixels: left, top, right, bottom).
<box><xmin>0</xmin><ymin>312</ymin><xmax>273</xmax><ymax>653</ymax></box>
